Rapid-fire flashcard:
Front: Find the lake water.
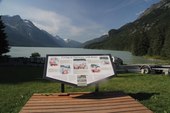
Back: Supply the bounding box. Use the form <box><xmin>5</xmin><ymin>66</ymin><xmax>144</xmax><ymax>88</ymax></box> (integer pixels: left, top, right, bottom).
<box><xmin>6</xmin><ymin>47</ymin><xmax>160</xmax><ymax>64</ymax></box>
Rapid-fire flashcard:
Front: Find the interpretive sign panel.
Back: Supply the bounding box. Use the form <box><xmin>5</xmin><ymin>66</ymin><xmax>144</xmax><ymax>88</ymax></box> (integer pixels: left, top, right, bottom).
<box><xmin>44</xmin><ymin>54</ymin><xmax>115</xmax><ymax>86</ymax></box>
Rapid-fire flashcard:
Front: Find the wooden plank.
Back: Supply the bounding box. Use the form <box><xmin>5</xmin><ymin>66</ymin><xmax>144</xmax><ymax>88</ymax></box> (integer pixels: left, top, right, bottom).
<box><xmin>25</xmin><ymin>99</ymin><xmax>135</xmax><ymax>106</ymax></box>
<box><xmin>20</xmin><ymin>92</ymin><xmax>153</xmax><ymax>113</ymax></box>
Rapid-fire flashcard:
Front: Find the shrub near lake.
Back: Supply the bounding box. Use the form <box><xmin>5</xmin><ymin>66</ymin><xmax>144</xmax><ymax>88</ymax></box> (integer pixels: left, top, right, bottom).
<box><xmin>0</xmin><ymin>66</ymin><xmax>170</xmax><ymax>113</ymax></box>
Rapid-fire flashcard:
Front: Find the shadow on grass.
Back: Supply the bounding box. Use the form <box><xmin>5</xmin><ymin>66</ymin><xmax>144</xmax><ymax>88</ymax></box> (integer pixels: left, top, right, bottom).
<box><xmin>0</xmin><ymin>66</ymin><xmax>45</xmax><ymax>84</ymax></box>
<box><xmin>74</xmin><ymin>91</ymin><xmax>126</xmax><ymax>99</ymax></box>
<box><xmin>73</xmin><ymin>91</ymin><xmax>159</xmax><ymax>100</ymax></box>
<box><xmin>128</xmin><ymin>92</ymin><xmax>159</xmax><ymax>101</ymax></box>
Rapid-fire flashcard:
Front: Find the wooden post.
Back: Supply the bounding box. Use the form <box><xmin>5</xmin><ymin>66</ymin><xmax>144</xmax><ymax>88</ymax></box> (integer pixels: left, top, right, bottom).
<box><xmin>95</xmin><ymin>83</ymin><xmax>99</xmax><ymax>93</ymax></box>
<box><xmin>61</xmin><ymin>83</ymin><xmax>65</xmax><ymax>93</ymax></box>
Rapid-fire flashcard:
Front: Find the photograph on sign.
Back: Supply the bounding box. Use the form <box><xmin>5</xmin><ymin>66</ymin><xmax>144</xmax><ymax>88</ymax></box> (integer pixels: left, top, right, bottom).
<box><xmin>44</xmin><ymin>54</ymin><xmax>116</xmax><ymax>86</ymax></box>
<box><xmin>77</xmin><ymin>75</ymin><xmax>87</xmax><ymax>86</ymax></box>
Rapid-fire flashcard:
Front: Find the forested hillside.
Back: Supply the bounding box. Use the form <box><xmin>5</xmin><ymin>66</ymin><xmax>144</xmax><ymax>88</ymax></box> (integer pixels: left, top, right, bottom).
<box><xmin>85</xmin><ymin>0</ymin><xmax>170</xmax><ymax>57</ymax></box>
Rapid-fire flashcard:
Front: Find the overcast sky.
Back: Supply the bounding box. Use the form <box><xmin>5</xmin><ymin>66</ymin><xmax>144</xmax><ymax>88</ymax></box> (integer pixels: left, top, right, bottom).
<box><xmin>0</xmin><ymin>0</ymin><xmax>159</xmax><ymax>42</ymax></box>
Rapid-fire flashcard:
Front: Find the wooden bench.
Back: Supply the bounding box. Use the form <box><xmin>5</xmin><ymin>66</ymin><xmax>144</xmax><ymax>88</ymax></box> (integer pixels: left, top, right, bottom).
<box><xmin>20</xmin><ymin>92</ymin><xmax>153</xmax><ymax>113</ymax></box>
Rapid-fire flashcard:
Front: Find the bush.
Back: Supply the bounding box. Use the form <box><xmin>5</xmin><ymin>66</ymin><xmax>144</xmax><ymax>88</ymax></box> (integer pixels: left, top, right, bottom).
<box><xmin>30</xmin><ymin>52</ymin><xmax>41</xmax><ymax>58</ymax></box>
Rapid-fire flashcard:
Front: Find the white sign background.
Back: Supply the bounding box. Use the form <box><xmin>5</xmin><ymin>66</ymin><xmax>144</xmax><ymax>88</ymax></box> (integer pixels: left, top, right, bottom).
<box><xmin>44</xmin><ymin>54</ymin><xmax>115</xmax><ymax>86</ymax></box>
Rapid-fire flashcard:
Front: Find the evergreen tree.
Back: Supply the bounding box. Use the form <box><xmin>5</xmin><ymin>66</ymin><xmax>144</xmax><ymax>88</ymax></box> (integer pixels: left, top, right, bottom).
<box><xmin>161</xmin><ymin>28</ymin><xmax>170</xmax><ymax>57</ymax></box>
<box><xmin>131</xmin><ymin>36</ymin><xmax>140</xmax><ymax>55</ymax></box>
<box><xmin>149</xmin><ymin>27</ymin><xmax>166</xmax><ymax>56</ymax></box>
<box><xmin>0</xmin><ymin>16</ymin><xmax>9</xmax><ymax>56</ymax></box>
<box><xmin>131</xmin><ymin>30</ymin><xmax>149</xmax><ymax>56</ymax></box>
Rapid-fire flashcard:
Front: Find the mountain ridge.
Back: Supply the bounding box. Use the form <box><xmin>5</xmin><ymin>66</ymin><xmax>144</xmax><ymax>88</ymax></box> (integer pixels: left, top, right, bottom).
<box><xmin>2</xmin><ymin>15</ymin><xmax>82</xmax><ymax>47</ymax></box>
<box><xmin>85</xmin><ymin>0</ymin><xmax>170</xmax><ymax>58</ymax></box>
<box><xmin>82</xmin><ymin>35</ymin><xmax>108</xmax><ymax>48</ymax></box>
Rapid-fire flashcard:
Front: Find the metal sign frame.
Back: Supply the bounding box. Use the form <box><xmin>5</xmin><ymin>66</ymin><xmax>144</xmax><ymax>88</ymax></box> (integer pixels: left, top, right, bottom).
<box><xmin>43</xmin><ymin>54</ymin><xmax>116</xmax><ymax>87</ymax></box>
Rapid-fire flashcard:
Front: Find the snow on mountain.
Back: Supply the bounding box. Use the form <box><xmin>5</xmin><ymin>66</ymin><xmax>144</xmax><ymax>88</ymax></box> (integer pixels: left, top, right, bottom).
<box><xmin>1</xmin><ymin>15</ymin><xmax>82</xmax><ymax>47</ymax></box>
<box><xmin>64</xmin><ymin>38</ymin><xmax>82</xmax><ymax>48</ymax></box>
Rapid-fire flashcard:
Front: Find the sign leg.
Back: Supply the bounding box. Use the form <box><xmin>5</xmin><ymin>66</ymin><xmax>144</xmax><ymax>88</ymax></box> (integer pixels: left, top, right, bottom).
<box><xmin>61</xmin><ymin>83</ymin><xmax>65</xmax><ymax>93</ymax></box>
<box><xmin>95</xmin><ymin>83</ymin><xmax>99</xmax><ymax>93</ymax></box>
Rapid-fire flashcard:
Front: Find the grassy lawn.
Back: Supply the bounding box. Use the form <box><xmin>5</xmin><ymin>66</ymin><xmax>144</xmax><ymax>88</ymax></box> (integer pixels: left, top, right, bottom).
<box><xmin>0</xmin><ymin>66</ymin><xmax>170</xmax><ymax>113</ymax></box>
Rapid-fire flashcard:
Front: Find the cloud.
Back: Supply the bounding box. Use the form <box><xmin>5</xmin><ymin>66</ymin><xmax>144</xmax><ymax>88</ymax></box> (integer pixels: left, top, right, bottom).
<box><xmin>106</xmin><ymin>0</ymin><xmax>141</xmax><ymax>13</ymax></box>
<box><xmin>23</xmin><ymin>7</ymin><xmax>74</xmax><ymax>35</ymax></box>
<box><xmin>0</xmin><ymin>4</ymin><xmax>76</xmax><ymax>36</ymax></box>
<box><xmin>21</xmin><ymin>6</ymin><xmax>105</xmax><ymax>42</ymax></box>
<box><xmin>0</xmin><ymin>2</ymin><xmax>106</xmax><ymax>42</ymax></box>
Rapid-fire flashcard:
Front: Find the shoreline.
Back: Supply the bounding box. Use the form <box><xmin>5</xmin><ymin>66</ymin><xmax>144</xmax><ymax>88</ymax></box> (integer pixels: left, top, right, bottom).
<box><xmin>144</xmin><ymin>55</ymin><xmax>170</xmax><ymax>64</ymax></box>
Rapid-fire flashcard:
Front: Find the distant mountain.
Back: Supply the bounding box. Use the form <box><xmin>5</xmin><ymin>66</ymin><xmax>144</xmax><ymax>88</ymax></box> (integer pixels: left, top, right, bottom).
<box><xmin>53</xmin><ymin>35</ymin><xmax>82</xmax><ymax>48</ymax></box>
<box><xmin>64</xmin><ymin>39</ymin><xmax>82</xmax><ymax>48</ymax></box>
<box><xmin>54</xmin><ymin>35</ymin><xmax>82</xmax><ymax>48</ymax></box>
<box><xmin>1</xmin><ymin>15</ymin><xmax>80</xmax><ymax>47</ymax></box>
<box><xmin>82</xmin><ymin>35</ymin><xmax>108</xmax><ymax>48</ymax></box>
<box><xmin>85</xmin><ymin>0</ymin><xmax>170</xmax><ymax>58</ymax></box>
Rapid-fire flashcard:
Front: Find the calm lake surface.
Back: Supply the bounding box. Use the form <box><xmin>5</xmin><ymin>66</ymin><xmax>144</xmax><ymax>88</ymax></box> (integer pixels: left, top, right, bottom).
<box><xmin>7</xmin><ymin>47</ymin><xmax>160</xmax><ymax>64</ymax></box>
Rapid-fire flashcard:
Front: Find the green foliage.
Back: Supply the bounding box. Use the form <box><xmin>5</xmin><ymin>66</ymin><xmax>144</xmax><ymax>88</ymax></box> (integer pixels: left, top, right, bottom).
<box><xmin>161</xmin><ymin>27</ymin><xmax>170</xmax><ymax>57</ymax></box>
<box><xmin>0</xmin><ymin>16</ymin><xmax>10</xmax><ymax>56</ymax></box>
<box><xmin>30</xmin><ymin>52</ymin><xmax>41</xmax><ymax>58</ymax></box>
<box><xmin>131</xmin><ymin>31</ymin><xmax>150</xmax><ymax>56</ymax></box>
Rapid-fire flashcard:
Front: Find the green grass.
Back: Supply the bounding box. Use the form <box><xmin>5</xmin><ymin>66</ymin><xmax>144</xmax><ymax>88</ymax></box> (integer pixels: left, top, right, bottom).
<box><xmin>0</xmin><ymin>66</ymin><xmax>170</xmax><ymax>113</ymax></box>
<box><xmin>144</xmin><ymin>55</ymin><xmax>170</xmax><ymax>64</ymax></box>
